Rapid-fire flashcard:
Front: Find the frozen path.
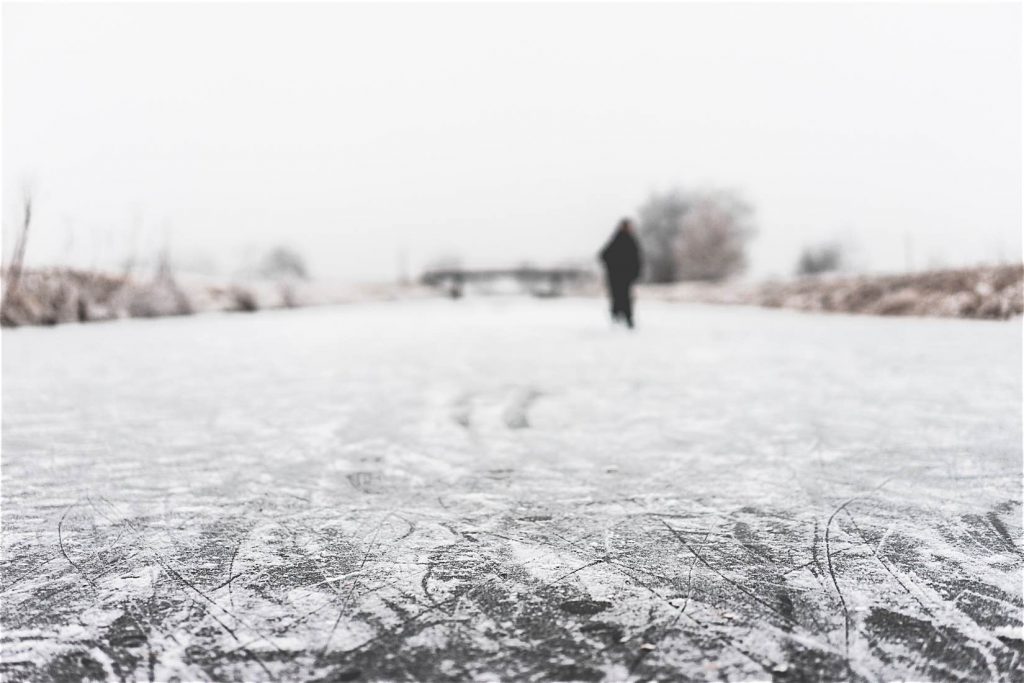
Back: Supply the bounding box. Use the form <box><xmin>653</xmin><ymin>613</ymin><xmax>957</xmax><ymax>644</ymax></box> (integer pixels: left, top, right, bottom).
<box><xmin>2</xmin><ymin>299</ymin><xmax>1021</xmax><ymax>681</ymax></box>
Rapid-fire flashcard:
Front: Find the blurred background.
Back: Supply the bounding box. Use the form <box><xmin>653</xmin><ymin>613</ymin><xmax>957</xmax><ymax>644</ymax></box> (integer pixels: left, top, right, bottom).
<box><xmin>2</xmin><ymin>2</ymin><xmax>1021</xmax><ymax>324</ymax></box>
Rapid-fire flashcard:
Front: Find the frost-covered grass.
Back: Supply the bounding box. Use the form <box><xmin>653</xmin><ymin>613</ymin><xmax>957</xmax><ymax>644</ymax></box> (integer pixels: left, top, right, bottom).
<box><xmin>642</xmin><ymin>264</ymin><xmax>1024</xmax><ymax>320</ymax></box>
<box><xmin>0</xmin><ymin>267</ymin><xmax>432</xmax><ymax>328</ymax></box>
<box><xmin>1</xmin><ymin>300</ymin><xmax>1021</xmax><ymax>681</ymax></box>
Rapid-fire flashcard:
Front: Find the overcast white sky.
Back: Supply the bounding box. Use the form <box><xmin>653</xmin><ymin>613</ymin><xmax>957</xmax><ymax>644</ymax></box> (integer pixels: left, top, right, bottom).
<box><xmin>3</xmin><ymin>2</ymin><xmax>1021</xmax><ymax>281</ymax></box>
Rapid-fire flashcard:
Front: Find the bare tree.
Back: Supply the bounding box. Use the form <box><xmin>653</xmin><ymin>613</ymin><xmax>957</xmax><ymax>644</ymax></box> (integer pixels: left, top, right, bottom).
<box><xmin>674</xmin><ymin>190</ymin><xmax>754</xmax><ymax>281</ymax></box>
<box><xmin>423</xmin><ymin>253</ymin><xmax>464</xmax><ymax>275</ymax></box>
<box><xmin>637</xmin><ymin>188</ymin><xmax>754</xmax><ymax>283</ymax></box>
<box><xmin>3</xmin><ymin>191</ymin><xmax>33</xmax><ymax>301</ymax></box>
<box><xmin>636</xmin><ymin>190</ymin><xmax>690</xmax><ymax>283</ymax></box>
<box><xmin>796</xmin><ymin>242</ymin><xmax>845</xmax><ymax>276</ymax></box>
<box><xmin>259</xmin><ymin>245</ymin><xmax>309</xmax><ymax>280</ymax></box>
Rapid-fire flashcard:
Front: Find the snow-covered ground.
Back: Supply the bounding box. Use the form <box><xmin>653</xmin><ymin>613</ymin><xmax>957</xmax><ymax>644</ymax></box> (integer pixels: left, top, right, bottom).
<box><xmin>2</xmin><ymin>299</ymin><xmax>1021</xmax><ymax>681</ymax></box>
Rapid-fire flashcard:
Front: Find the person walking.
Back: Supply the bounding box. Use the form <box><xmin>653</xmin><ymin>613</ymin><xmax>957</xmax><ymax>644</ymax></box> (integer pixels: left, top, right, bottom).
<box><xmin>599</xmin><ymin>218</ymin><xmax>643</xmax><ymax>328</ymax></box>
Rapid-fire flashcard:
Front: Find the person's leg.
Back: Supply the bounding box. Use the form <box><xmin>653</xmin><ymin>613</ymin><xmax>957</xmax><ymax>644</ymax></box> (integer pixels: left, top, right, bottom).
<box><xmin>611</xmin><ymin>283</ymin><xmax>629</xmax><ymax>326</ymax></box>
<box><xmin>622</xmin><ymin>285</ymin><xmax>635</xmax><ymax>328</ymax></box>
<box><xmin>609</xmin><ymin>277</ymin><xmax>626</xmax><ymax>322</ymax></box>
<box><xmin>606</xmin><ymin>275</ymin><xmax>619</xmax><ymax>321</ymax></box>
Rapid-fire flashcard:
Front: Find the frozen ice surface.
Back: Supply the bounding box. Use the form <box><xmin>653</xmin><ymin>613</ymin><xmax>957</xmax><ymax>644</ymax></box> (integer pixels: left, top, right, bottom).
<box><xmin>2</xmin><ymin>299</ymin><xmax>1021</xmax><ymax>681</ymax></box>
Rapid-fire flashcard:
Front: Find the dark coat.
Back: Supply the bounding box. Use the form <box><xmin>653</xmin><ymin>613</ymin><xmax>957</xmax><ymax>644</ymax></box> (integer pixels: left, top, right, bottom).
<box><xmin>599</xmin><ymin>228</ymin><xmax>642</xmax><ymax>285</ymax></box>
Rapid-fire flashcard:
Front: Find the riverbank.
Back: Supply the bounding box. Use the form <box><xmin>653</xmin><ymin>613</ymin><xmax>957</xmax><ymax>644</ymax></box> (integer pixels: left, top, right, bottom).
<box><xmin>0</xmin><ymin>268</ymin><xmax>431</xmax><ymax>328</ymax></box>
<box><xmin>640</xmin><ymin>264</ymin><xmax>1023</xmax><ymax>320</ymax></box>
<box><xmin>2</xmin><ymin>263</ymin><xmax>1020</xmax><ymax>328</ymax></box>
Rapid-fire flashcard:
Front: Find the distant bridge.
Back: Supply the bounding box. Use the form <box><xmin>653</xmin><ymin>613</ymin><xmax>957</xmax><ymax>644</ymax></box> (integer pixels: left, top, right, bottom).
<box><xmin>420</xmin><ymin>267</ymin><xmax>593</xmax><ymax>298</ymax></box>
